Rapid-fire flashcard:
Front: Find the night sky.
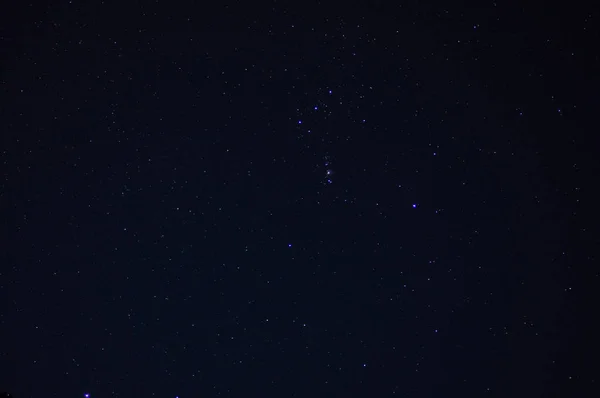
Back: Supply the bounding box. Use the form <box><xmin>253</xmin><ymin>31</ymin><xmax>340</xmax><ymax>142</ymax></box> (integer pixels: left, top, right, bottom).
<box><xmin>1</xmin><ymin>1</ymin><xmax>598</xmax><ymax>397</ymax></box>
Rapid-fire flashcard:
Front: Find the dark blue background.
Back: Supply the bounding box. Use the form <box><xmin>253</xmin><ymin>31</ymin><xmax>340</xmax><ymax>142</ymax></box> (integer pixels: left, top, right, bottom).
<box><xmin>1</xmin><ymin>1</ymin><xmax>597</xmax><ymax>396</ymax></box>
